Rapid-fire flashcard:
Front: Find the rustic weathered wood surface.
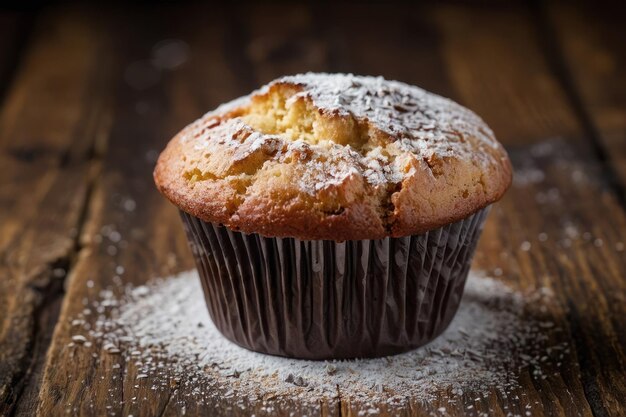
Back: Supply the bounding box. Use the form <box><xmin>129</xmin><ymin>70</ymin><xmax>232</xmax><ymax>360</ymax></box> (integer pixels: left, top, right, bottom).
<box><xmin>0</xmin><ymin>3</ymin><xmax>624</xmax><ymax>417</ymax></box>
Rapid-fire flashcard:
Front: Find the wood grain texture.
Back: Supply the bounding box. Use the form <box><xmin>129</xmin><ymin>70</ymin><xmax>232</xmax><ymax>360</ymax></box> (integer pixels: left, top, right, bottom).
<box><xmin>35</xmin><ymin>5</ymin><xmax>338</xmax><ymax>417</ymax></box>
<box><xmin>546</xmin><ymin>2</ymin><xmax>626</xmax><ymax>197</ymax></box>
<box><xmin>433</xmin><ymin>5</ymin><xmax>626</xmax><ymax>416</ymax></box>
<box><xmin>0</xmin><ymin>2</ymin><xmax>621</xmax><ymax>417</ymax></box>
<box><xmin>0</xmin><ymin>11</ymin><xmax>31</xmax><ymax>107</ymax></box>
<box><xmin>326</xmin><ymin>3</ymin><xmax>626</xmax><ymax>415</ymax></box>
<box><xmin>0</xmin><ymin>7</ymin><xmax>113</xmax><ymax>416</ymax></box>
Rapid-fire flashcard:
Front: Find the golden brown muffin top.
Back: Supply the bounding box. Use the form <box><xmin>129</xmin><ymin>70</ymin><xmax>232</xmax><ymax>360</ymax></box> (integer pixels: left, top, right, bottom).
<box><xmin>154</xmin><ymin>73</ymin><xmax>512</xmax><ymax>240</ymax></box>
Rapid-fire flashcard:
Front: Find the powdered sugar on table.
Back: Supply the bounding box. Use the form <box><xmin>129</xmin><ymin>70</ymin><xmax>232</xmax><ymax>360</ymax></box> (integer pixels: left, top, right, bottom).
<box><xmin>70</xmin><ymin>270</ymin><xmax>566</xmax><ymax>415</ymax></box>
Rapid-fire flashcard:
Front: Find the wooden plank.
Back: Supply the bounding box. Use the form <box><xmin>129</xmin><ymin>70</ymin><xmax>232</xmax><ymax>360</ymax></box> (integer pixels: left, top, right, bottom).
<box><xmin>0</xmin><ymin>11</ymin><xmax>31</xmax><ymax>106</ymax></box>
<box><xmin>324</xmin><ymin>3</ymin><xmax>626</xmax><ymax>416</ymax></box>
<box><xmin>0</xmin><ymin>7</ymin><xmax>114</xmax><ymax>416</ymax></box>
<box><xmin>545</xmin><ymin>2</ymin><xmax>626</xmax><ymax>197</ymax></box>
<box><xmin>316</xmin><ymin>3</ymin><xmax>456</xmax><ymax>100</ymax></box>
<box><xmin>34</xmin><ymin>4</ymin><xmax>192</xmax><ymax>412</ymax></box>
<box><xmin>242</xmin><ymin>4</ymin><xmax>327</xmax><ymax>85</ymax></box>
<box><xmin>36</xmin><ymin>5</ymin><xmax>337</xmax><ymax>417</ymax></box>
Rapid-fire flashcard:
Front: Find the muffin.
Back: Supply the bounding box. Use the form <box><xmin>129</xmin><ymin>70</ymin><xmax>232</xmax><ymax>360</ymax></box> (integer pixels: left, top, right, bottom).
<box><xmin>154</xmin><ymin>73</ymin><xmax>512</xmax><ymax>359</ymax></box>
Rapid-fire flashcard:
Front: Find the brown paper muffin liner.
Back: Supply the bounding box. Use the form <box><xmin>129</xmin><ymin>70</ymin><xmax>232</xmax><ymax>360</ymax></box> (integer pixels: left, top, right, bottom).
<box><xmin>179</xmin><ymin>207</ymin><xmax>489</xmax><ymax>360</ymax></box>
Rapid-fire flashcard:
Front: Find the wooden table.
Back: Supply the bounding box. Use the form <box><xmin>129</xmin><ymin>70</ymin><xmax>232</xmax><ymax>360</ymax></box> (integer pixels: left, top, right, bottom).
<box><xmin>1</xmin><ymin>3</ymin><xmax>624</xmax><ymax>416</ymax></box>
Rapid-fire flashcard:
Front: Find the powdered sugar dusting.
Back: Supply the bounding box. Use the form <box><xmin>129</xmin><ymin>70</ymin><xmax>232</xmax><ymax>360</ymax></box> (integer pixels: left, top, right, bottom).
<box><xmin>215</xmin><ymin>73</ymin><xmax>500</xmax><ymax>156</ymax></box>
<box><xmin>279</xmin><ymin>73</ymin><xmax>500</xmax><ymax>154</ymax></box>
<box><xmin>189</xmin><ymin>73</ymin><xmax>506</xmax><ymax>191</ymax></box>
<box><xmin>69</xmin><ymin>270</ymin><xmax>566</xmax><ymax>415</ymax></box>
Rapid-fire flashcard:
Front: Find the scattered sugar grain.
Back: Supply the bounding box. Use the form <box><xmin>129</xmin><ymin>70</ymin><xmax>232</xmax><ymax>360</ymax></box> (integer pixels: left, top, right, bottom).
<box><xmin>52</xmin><ymin>268</ymin><xmax>66</xmax><ymax>278</ymax></box>
<box><xmin>123</xmin><ymin>198</ymin><xmax>137</xmax><ymax>212</ymax></box>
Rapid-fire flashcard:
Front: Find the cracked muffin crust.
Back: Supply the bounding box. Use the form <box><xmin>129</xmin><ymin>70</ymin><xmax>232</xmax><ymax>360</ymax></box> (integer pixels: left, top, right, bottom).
<box><xmin>154</xmin><ymin>73</ymin><xmax>512</xmax><ymax>241</ymax></box>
